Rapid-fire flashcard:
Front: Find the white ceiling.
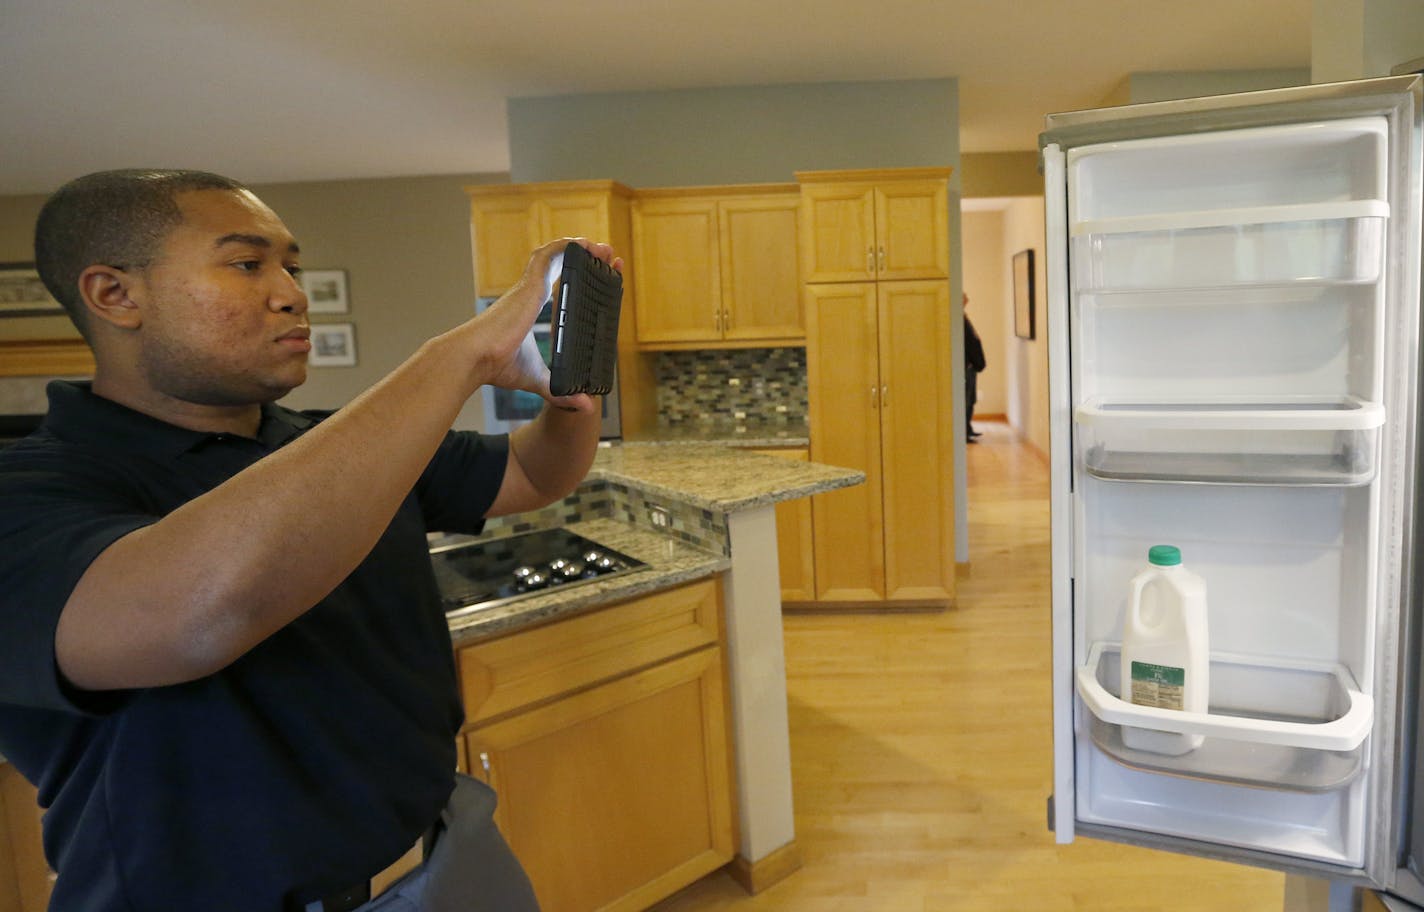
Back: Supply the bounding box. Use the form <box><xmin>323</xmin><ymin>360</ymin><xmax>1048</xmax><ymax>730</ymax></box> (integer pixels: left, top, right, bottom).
<box><xmin>0</xmin><ymin>0</ymin><xmax>1311</xmax><ymax>195</ymax></box>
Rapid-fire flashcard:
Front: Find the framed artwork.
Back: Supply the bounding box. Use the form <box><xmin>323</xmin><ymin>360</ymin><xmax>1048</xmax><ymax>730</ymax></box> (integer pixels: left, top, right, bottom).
<box><xmin>0</xmin><ymin>262</ymin><xmax>65</xmax><ymax>317</ymax></box>
<box><xmin>1013</xmin><ymin>249</ymin><xmax>1036</xmax><ymax>340</ymax></box>
<box><xmin>309</xmin><ymin>323</ymin><xmax>357</xmax><ymax>367</ymax></box>
<box><xmin>301</xmin><ymin>269</ymin><xmax>349</xmax><ymax>314</ymax></box>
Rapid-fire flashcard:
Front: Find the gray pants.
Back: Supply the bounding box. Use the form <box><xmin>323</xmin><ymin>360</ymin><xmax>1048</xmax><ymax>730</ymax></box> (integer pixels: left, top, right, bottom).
<box><xmin>359</xmin><ymin>775</ymin><xmax>540</xmax><ymax>912</ymax></box>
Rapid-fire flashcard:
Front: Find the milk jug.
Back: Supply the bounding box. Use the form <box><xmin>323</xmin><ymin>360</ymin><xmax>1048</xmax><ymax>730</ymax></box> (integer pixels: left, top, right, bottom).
<box><xmin>1120</xmin><ymin>544</ymin><xmax>1209</xmax><ymax>755</ymax></box>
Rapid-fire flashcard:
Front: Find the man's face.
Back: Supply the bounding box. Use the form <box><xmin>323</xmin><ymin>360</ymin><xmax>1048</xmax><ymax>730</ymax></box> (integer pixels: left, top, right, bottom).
<box><xmin>130</xmin><ymin>189</ymin><xmax>311</xmax><ymax>406</ymax></box>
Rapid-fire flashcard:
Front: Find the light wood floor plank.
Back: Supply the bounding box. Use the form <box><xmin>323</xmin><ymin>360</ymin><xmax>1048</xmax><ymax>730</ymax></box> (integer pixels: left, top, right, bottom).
<box><xmin>652</xmin><ymin>421</ymin><xmax>1284</xmax><ymax>911</ymax></box>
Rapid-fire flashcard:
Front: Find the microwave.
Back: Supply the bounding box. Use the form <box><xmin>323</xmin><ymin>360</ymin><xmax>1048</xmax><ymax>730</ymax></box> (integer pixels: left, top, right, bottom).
<box><xmin>476</xmin><ymin>298</ymin><xmax>622</xmax><ymax>440</ymax></box>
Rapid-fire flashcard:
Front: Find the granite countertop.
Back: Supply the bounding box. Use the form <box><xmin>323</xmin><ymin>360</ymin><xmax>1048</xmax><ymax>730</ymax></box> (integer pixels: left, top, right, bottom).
<box><xmin>589</xmin><ymin>441</ymin><xmax>862</xmax><ymax>513</ymax></box>
<box><xmin>630</xmin><ymin>421</ymin><xmax>810</xmax><ymax>448</ymax></box>
<box><xmin>447</xmin><ymin>444</ymin><xmax>862</xmax><ymax>643</ymax></box>
<box><xmin>446</xmin><ymin>516</ymin><xmax>729</xmax><ymax>645</ymax></box>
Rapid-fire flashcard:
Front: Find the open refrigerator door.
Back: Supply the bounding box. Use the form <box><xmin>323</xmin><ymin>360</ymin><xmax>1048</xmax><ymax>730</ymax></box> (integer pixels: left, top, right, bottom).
<box><xmin>1044</xmin><ymin>75</ymin><xmax>1423</xmax><ymax>886</ymax></box>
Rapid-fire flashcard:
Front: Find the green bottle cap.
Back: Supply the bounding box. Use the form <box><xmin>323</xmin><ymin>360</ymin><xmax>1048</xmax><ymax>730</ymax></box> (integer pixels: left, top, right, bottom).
<box><xmin>1148</xmin><ymin>545</ymin><xmax>1182</xmax><ymax>567</ymax></box>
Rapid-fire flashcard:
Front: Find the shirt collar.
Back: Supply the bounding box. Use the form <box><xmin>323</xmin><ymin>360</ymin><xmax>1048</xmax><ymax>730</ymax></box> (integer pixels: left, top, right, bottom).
<box><xmin>42</xmin><ymin>380</ymin><xmax>315</xmax><ymax>458</ymax></box>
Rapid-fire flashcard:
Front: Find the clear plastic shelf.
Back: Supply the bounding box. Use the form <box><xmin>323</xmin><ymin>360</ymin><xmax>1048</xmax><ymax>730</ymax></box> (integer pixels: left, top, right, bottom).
<box><xmin>1076</xmin><ymin>642</ymin><xmax>1372</xmax><ymax>792</ymax></box>
<box><xmin>1075</xmin><ymin>396</ymin><xmax>1384</xmax><ymax>485</ymax></box>
<box><xmin>1071</xmin><ymin>201</ymin><xmax>1387</xmax><ymax>292</ymax></box>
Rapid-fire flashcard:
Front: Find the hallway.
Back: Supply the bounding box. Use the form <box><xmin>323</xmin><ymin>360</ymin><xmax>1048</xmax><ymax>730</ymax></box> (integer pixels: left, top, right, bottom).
<box><xmin>654</xmin><ymin>421</ymin><xmax>1286</xmax><ymax>910</ymax></box>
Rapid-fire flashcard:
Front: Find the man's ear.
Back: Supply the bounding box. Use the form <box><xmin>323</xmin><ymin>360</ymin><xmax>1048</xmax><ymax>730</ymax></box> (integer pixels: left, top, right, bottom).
<box><xmin>77</xmin><ymin>265</ymin><xmax>143</xmax><ymax>330</ymax></box>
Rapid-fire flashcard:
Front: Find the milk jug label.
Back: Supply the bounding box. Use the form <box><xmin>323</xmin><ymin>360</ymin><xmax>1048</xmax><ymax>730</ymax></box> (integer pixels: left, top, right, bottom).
<box><xmin>1130</xmin><ymin>661</ymin><xmax>1186</xmax><ymax>710</ymax></box>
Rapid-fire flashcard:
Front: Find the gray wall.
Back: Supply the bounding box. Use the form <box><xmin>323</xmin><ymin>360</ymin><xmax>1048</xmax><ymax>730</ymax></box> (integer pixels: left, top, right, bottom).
<box><xmin>508</xmin><ymin>79</ymin><xmax>959</xmax><ymax>186</ymax></box>
<box><xmin>1312</xmin><ymin>0</ymin><xmax>1424</xmax><ymax>82</ymax></box>
<box><xmin>1128</xmin><ymin>68</ymin><xmax>1311</xmax><ymax>103</ymax></box>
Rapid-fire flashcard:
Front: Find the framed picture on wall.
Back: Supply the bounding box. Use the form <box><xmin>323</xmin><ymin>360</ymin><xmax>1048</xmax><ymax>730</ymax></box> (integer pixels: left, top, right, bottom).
<box><xmin>1013</xmin><ymin>249</ymin><xmax>1035</xmax><ymax>340</ymax></box>
<box><xmin>0</xmin><ymin>262</ymin><xmax>65</xmax><ymax>317</ymax></box>
<box><xmin>309</xmin><ymin>323</ymin><xmax>357</xmax><ymax>367</ymax></box>
<box><xmin>300</xmin><ymin>269</ymin><xmax>350</xmax><ymax>314</ymax></box>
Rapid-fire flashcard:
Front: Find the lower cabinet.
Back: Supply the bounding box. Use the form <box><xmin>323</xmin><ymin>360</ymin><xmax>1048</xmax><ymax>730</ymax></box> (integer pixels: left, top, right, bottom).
<box><xmin>0</xmin><ymin>763</ymin><xmax>51</xmax><ymax>912</ymax></box>
<box><xmin>456</xmin><ymin>579</ymin><xmax>735</xmax><ymax>912</ymax></box>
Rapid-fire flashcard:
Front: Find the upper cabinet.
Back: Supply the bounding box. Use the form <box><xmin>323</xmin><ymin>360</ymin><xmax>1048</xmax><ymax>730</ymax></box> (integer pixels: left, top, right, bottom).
<box><xmin>466</xmin><ymin>180</ymin><xmax>635</xmax><ymax>297</ymax></box>
<box><xmin>796</xmin><ymin>168</ymin><xmax>952</xmax><ymax>284</ymax></box>
<box><xmin>632</xmin><ymin>186</ymin><xmax>802</xmax><ymax>348</ymax></box>
<box><xmin>464</xmin><ymin>179</ymin><xmax>661</xmax><ymax>438</ymax></box>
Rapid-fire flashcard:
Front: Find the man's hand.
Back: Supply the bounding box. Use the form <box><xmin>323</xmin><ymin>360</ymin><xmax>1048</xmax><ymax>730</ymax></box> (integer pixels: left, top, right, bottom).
<box><xmin>474</xmin><ymin>237</ymin><xmax>622</xmax><ymax>414</ymax></box>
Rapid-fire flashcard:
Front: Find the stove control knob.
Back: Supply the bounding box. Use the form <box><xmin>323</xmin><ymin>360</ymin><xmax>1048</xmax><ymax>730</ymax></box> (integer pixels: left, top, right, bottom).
<box><xmin>523</xmin><ymin>571</ymin><xmax>548</xmax><ymax>590</ymax></box>
<box><xmin>549</xmin><ymin>558</ymin><xmax>571</xmax><ymax>574</ymax></box>
<box><xmin>513</xmin><ymin>565</ymin><xmax>536</xmax><ymax>580</ymax></box>
<box><xmin>558</xmin><ymin>561</ymin><xmax>585</xmax><ymax>579</ymax></box>
<box><xmin>595</xmin><ymin>556</ymin><xmax>618</xmax><ymax>573</ymax></box>
<box><xmin>582</xmin><ymin>550</ymin><xmax>605</xmax><ymax>566</ymax></box>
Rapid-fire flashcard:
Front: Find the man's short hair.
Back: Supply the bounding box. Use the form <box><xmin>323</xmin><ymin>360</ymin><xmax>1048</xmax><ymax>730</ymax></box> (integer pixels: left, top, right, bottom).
<box><xmin>34</xmin><ymin>169</ymin><xmax>249</xmax><ymax>339</ymax></box>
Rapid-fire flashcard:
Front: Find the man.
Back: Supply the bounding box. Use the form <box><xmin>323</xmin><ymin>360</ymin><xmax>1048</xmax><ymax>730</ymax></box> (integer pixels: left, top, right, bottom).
<box><xmin>964</xmin><ymin>292</ymin><xmax>986</xmax><ymax>441</ymax></box>
<box><xmin>0</xmin><ymin>169</ymin><xmax>616</xmax><ymax>911</ymax></box>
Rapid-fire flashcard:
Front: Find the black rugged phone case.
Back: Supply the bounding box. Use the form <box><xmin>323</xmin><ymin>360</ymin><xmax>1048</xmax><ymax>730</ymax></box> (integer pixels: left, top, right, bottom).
<box><xmin>548</xmin><ymin>242</ymin><xmax>623</xmax><ymax>397</ymax></box>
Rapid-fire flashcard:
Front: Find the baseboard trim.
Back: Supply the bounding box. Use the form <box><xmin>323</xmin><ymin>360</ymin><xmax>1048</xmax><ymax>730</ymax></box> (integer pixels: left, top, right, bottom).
<box><xmin>728</xmin><ymin>840</ymin><xmax>803</xmax><ymax>895</ymax></box>
<box><xmin>782</xmin><ymin>599</ymin><xmax>948</xmax><ymax>613</ymax></box>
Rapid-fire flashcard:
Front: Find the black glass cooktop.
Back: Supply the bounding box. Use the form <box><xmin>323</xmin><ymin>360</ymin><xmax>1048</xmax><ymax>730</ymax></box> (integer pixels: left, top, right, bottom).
<box><xmin>430</xmin><ymin>528</ymin><xmax>645</xmax><ymax>615</ymax></box>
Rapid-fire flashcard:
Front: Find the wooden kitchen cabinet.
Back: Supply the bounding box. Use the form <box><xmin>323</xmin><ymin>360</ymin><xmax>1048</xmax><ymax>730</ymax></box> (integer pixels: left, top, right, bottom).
<box><xmin>467</xmin><ymin>181</ymin><xmax>634</xmax><ymax>297</ymax></box>
<box><xmin>0</xmin><ymin>763</ymin><xmax>51</xmax><ymax>912</ymax></box>
<box><xmin>455</xmin><ymin>579</ymin><xmax>735</xmax><ymax>912</ymax></box>
<box><xmin>749</xmin><ymin>448</ymin><xmax>816</xmax><ymax>603</ymax></box>
<box><xmin>465</xmin><ymin>180</ymin><xmax>658</xmax><ymax>438</ymax></box>
<box><xmin>796</xmin><ymin>168</ymin><xmax>952</xmax><ymax>284</ymax></box>
<box><xmin>805</xmin><ymin>280</ymin><xmax>956</xmax><ymax>606</ymax></box>
<box><xmin>631</xmin><ymin>187</ymin><xmax>802</xmax><ymax>348</ymax></box>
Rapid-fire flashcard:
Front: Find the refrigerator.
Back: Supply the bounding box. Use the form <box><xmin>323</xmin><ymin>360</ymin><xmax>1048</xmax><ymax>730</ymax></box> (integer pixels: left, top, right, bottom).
<box><xmin>1041</xmin><ymin>74</ymin><xmax>1424</xmax><ymax>901</ymax></box>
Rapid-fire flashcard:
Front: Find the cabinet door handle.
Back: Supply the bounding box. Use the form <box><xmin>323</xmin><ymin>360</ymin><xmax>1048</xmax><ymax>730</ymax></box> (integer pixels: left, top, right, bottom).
<box><xmin>479</xmin><ymin>751</ymin><xmax>492</xmax><ymax>779</ymax></box>
<box><xmin>870</xmin><ymin>386</ymin><xmax>879</xmax><ymax>409</ymax></box>
<box><xmin>723</xmin><ymin>307</ymin><xmax>732</xmax><ymax>331</ymax></box>
<box><xmin>877</xmin><ymin>246</ymin><xmax>886</xmax><ymax>272</ymax></box>
<box><xmin>881</xmin><ymin>385</ymin><xmax>889</xmax><ymax>407</ymax></box>
<box><xmin>867</xmin><ymin>248</ymin><xmax>875</xmax><ymax>273</ymax></box>
<box><xmin>713</xmin><ymin>308</ymin><xmax>722</xmax><ymax>333</ymax></box>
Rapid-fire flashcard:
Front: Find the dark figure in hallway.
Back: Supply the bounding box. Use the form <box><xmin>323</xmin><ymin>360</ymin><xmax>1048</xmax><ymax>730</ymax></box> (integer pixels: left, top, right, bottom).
<box><xmin>964</xmin><ymin>292</ymin><xmax>986</xmax><ymax>441</ymax></box>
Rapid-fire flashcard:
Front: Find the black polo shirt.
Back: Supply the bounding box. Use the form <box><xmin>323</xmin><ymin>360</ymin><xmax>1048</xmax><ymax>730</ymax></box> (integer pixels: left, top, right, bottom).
<box><xmin>0</xmin><ymin>381</ymin><xmax>509</xmax><ymax>911</ymax></box>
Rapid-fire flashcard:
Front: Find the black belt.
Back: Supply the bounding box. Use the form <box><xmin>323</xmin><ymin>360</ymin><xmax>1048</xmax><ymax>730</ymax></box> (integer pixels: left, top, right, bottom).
<box><xmin>285</xmin><ymin>824</ymin><xmax>442</xmax><ymax>912</ymax></box>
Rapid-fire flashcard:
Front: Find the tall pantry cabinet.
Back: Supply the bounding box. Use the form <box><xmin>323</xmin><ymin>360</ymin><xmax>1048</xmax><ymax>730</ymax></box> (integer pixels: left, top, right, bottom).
<box><xmin>797</xmin><ymin>168</ymin><xmax>956</xmax><ymax>606</ymax></box>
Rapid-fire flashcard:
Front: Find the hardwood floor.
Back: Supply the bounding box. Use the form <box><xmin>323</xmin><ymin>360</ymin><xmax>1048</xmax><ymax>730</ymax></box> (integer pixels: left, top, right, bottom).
<box><xmin>653</xmin><ymin>421</ymin><xmax>1285</xmax><ymax>911</ymax></box>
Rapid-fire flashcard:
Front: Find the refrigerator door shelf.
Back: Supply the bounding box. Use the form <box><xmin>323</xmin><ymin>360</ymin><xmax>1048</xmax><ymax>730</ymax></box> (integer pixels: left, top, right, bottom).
<box><xmin>1071</xmin><ymin>199</ymin><xmax>1391</xmax><ymax>238</ymax></box>
<box><xmin>1067</xmin><ymin>116</ymin><xmax>1389</xmax><ymax>223</ymax></box>
<box><xmin>1073</xmin><ymin>204</ymin><xmax>1387</xmax><ymax>292</ymax></box>
<box><xmin>1076</xmin><ymin>397</ymin><xmax>1384</xmax><ymax>485</ymax></box>
<box><xmin>1078</xmin><ymin>641</ymin><xmax>1373</xmax><ymax>752</ymax></box>
<box><xmin>1086</xmin><ymin>717</ymin><xmax>1362</xmax><ymax>793</ymax></box>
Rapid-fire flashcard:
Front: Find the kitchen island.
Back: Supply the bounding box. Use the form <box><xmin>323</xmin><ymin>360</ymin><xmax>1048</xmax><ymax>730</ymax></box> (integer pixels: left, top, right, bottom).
<box><xmin>446</xmin><ymin>442</ymin><xmax>862</xmax><ymax>906</ymax></box>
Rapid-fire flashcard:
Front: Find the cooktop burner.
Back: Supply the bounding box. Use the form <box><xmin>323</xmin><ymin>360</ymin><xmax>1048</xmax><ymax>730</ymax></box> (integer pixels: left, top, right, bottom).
<box><xmin>431</xmin><ymin>528</ymin><xmax>645</xmax><ymax>616</ymax></box>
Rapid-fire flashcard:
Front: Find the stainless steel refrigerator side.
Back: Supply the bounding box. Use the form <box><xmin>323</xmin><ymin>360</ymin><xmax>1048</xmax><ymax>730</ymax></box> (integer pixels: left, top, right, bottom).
<box><xmin>1385</xmin><ymin>75</ymin><xmax>1424</xmax><ymax>905</ymax></box>
<box><xmin>1349</xmin><ymin>71</ymin><xmax>1424</xmax><ymax>893</ymax></box>
<box><xmin>1043</xmin><ymin>142</ymin><xmax>1076</xmax><ymax>845</ymax></box>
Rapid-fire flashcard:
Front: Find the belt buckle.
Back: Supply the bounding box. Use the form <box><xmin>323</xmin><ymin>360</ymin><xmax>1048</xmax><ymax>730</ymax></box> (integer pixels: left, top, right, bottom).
<box><xmin>293</xmin><ymin>824</ymin><xmax>434</xmax><ymax>912</ymax></box>
<box><xmin>369</xmin><ymin>836</ymin><xmax>425</xmax><ymax>896</ymax></box>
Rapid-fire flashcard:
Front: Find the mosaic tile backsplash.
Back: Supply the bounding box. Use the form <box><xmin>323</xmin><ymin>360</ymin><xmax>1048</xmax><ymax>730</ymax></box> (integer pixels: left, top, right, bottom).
<box><xmin>654</xmin><ymin>348</ymin><xmax>807</xmax><ymax>426</ymax></box>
